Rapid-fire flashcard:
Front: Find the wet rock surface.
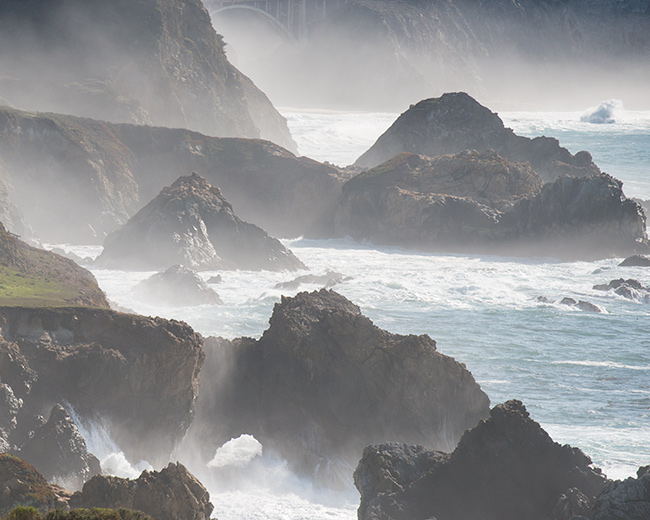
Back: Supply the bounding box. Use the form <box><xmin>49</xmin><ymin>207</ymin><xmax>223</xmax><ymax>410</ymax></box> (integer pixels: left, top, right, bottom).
<box><xmin>593</xmin><ymin>279</ymin><xmax>650</xmax><ymax>302</ymax></box>
<box><xmin>355</xmin><ymin>400</ymin><xmax>608</xmax><ymax>520</ymax></box>
<box><xmin>133</xmin><ymin>265</ymin><xmax>223</xmax><ymax>307</ymax></box>
<box><xmin>188</xmin><ymin>289</ymin><xmax>489</xmax><ymax>487</ymax></box>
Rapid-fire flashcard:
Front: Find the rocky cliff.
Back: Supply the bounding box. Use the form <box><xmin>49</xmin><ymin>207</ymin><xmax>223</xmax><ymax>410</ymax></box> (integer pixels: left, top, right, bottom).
<box><xmin>355</xmin><ymin>400</ymin><xmax>608</xmax><ymax>520</ymax></box>
<box><xmin>187</xmin><ymin>289</ymin><xmax>489</xmax><ymax>487</ymax></box>
<box><xmin>355</xmin><ymin>93</ymin><xmax>601</xmax><ymax>181</ymax></box>
<box><xmin>0</xmin><ymin>107</ymin><xmax>342</xmax><ymax>243</ymax></box>
<box><xmin>0</xmin><ymin>307</ymin><xmax>205</xmax><ymax>469</ymax></box>
<box><xmin>0</xmin><ymin>0</ymin><xmax>295</xmax><ymax>151</ymax></box>
<box><xmin>96</xmin><ymin>173</ymin><xmax>305</xmax><ymax>271</ymax></box>
<box><xmin>337</xmin><ymin>151</ymin><xmax>647</xmax><ymax>259</ymax></box>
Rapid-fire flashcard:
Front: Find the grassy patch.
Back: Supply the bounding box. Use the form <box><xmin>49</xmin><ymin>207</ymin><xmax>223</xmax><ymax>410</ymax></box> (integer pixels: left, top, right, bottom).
<box><xmin>0</xmin><ymin>266</ymin><xmax>86</xmax><ymax>307</ymax></box>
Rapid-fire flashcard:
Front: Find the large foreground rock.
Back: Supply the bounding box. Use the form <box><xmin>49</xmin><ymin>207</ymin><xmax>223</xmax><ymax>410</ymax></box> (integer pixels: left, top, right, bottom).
<box><xmin>96</xmin><ymin>173</ymin><xmax>304</xmax><ymax>271</ymax></box>
<box><xmin>0</xmin><ymin>107</ymin><xmax>342</xmax><ymax>243</ymax></box>
<box><xmin>0</xmin><ymin>307</ymin><xmax>204</xmax><ymax>468</ymax></box>
<box><xmin>355</xmin><ymin>400</ymin><xmax>608</xmax><ymax>520</ymax></box>
<box><xmin>337</xmin><ymin>152</ymin><xmax>647</xmax><ymax>259</ymax></box>
<box><xmin>72</xmin><ymin>463</ymin><xmax>213</xmax><ymax>520</ymax></box>
<box><xmin>187</xmin><ymin>289</ymin><xmax>489</xmax><ymax>486</ymax></box>
<box><xmin>0</xmin><ymin>0</ymin><xmax>295</xmax><ymax>151</ymax></box>
<box><xmin>355</xmin><ymin>93</ymin><xmax>600</xmax><ymax>183</ymax></box>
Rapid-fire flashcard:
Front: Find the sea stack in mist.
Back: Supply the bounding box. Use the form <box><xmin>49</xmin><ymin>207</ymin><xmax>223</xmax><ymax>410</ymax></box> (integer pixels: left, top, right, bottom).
<box><xmin>338</xmin><ymin>150</ymin><xmax>648</xmax><ymax>259</ymax></box>
<box><xmin>355</xmin><ymin>400</ymin><xmax>607</xmax><ymax>520</ymax></box>
<box><xmin>355</xmin><ymin>92</ymin><xmax>600</xmax><ymax>182</ymax></box>
<box><xmin>96</xmin><ymin>173</ymin><xmax>305</xmax><ymax>271</ymax></box>
<box><xmin>188</xmin><ymin>289</ymin><xmax>490</xmax><ymax>487</ymax></box>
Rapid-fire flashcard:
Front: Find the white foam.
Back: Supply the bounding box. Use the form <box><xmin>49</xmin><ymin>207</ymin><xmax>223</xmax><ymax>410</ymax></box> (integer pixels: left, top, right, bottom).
<box><xmin>208</xmin><ymin>435</ymin><xmax>263</xmax><ymax>468</ymax></box>
<box><xmin>580</xmin><ymin>99</ymin><xmax>624</xmax><ymax>124</ymax></box>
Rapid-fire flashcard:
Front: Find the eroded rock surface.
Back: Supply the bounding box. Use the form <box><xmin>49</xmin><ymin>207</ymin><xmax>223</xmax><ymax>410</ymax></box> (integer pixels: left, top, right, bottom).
<box><xmin>133</xmin><ymin>265</ymin><xmax>223</xmax><ymax>306</ymax></box>
<box><xmin>96</xmin><ymin>173</ymin><xmax>304</xmax><ymax>271</ymax></box>
<box><xmin>355</xmin><ymin>400</ymin><xmax>608</xmax><ymax>520</ymax></box>
<box><xmin>188</xmin><ymin>289</ymin><xmax>489</xmax><ymax>486</ymax></box>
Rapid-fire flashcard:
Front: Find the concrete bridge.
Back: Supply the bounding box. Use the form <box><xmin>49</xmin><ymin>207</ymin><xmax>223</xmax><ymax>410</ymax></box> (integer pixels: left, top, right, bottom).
<box><xmin>204</xmin><ymin>0</ymin><xmax>346</xmax><ymax>39</ymax></box>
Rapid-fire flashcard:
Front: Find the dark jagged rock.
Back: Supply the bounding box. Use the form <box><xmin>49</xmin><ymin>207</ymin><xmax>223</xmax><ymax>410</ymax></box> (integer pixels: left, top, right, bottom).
<box><xmin>0</xmin><ymin>107</ymin><xmax>343</xmax><ymax>243</ymax></box>
<box><xmin>0</xmin><ymin>0</ymin><xmax>295</xmax><ymax>151</ymax></box>
<box><xmin>0</xmin><ymin>222</ymin><xmax>109</xmax><ymax>308</ymax></box>
<box><xmin>96</xmin><ymin>173</ymin><xmax>305</xmax><ymax>271</ymax></box>
<box><xmin>188</xmin><ymin>289</ymin><xmax>489</xmax><ymax>487</ymax></box>
<box><xmin>560</xmin><ymin>298</ymin><xmax>602</xmax><ymax>313</ymax></box>
<box><xmin>338</xmin><ymin>149</ymin><xmax>648</xmax><ymax>259</ymax></box>
<box><xmin>133</xmin><ymin>265</ymin><xmax>223</xmax><ymax>307</ymax></box>
<box><xmin>355</xmin><ymin>93</ymin><xmax>601</xmax><ymax>182</ymax></box>
<box><xmin>619</xmin><ymin>255</ymin><xmax>650</xmax><ymax>267</ymax></box>
<box><xmin>550</xmin><ymin>488</ymin><xmax>595</xmax><ymax>520</ymax></box>
<box><xmin>0</xmin><ymin>454</ymin><xmax>72</xmax><ymax>515</ymax></box>
<box><xmin>0</xmin><ymin>307</ymin><xmax>204</xmax><ymax>468</ymax></box>
<box><xmin>274</xmin><ymin>271</ymin><xmax>351</xmax><ymax>290</ymax></box>
<box><xmin>13</xmin><ymin>404</ymin><xmax>101</xmax><ymax>490</ymax></box>
<box><xmin>72</xmin><ymin>463</ymin><xmax>213</xmax><ymax>520</ymax></box>
<box><xmin>355</xmin><ymin>400</ymin><xmax>608</xmax><ymax>520</ymax></box>
<box><xmin>592</xmin><ymin>469</ymin><xmax>650</xmax><ymax>520</ymax></box>
<box><xmin>593</xmin><ymin>279</ymin><xmax>650</xmax><ymax>302</ymax></box>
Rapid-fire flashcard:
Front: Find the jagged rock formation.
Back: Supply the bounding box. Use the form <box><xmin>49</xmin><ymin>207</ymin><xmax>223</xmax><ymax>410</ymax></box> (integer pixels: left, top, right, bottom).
<box><xmin>0</xmin><ymin>221</ymin><xmax>108</xmax><ymax>308</ymax></box>
<box><xmin>355</xmin><ymin>93</ymin><xmax>600</xmax><ymax>181</ymax></box>
<box><xmin>0</xmin><ymin>0</ymin><xmax>295</xmax><ymax>151</ymax></box>
<box><xmin>354</xmin><ymin>400</ymin><xmax>608</xmax><ymax>520</ymax></box>
<box><xmin>71</xmin><ymin>463</ymin><xmax>213</xmax><ymax>520</ymax></box>
<box><xmin>592</xmin><ymin>467</ymin><xmax>650</xmax><ymax>520</ymax></box>
<box><xmin>593</xmin><ymin>279</ymin><xmax>650</xmax><ymax>303</ymax></box>
<box><xmin>0</xmin><ymin>107</ymin><xmax>342</xmax><ymax>243</ymax></box>
<box><xmin>133</xmin><ymin>265</ymin><xmax>223</xmax><ymax>306</ymax></box>
<box><xmin>0</xmin><ymin>307</ymin><xmax>204</xmax><ymax>468</ymax></box>
<box><xmin>13</xmin><ymin>404</ymin><xmax>101</xmax><ymax>490</ymax></box>
<box><xmin>337</xmin><ymin>150</ymin><xmax>648</xmax><ymax>259</ymax></box>
<box><xmin>187</xmin><ymin>289</ymin><xmax>489</xmax><ymax>487</ymax></box>
<box><xmin>96</xmin><ymin>173</ymin><xmax>305</xmax><ymax>271</ymax></box>
<box><xmin>0</xmin><ymin>454</ymin><xmax>73</xmax><ymax>515</ymax></box>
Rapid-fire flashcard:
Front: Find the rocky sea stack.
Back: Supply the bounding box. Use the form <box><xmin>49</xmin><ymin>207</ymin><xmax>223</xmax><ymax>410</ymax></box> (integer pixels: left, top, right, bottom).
<box><xmin>355</xmin><ymin>400</ymin><xmax>608</xmax><ymax>520</ymax></box>
<box><xmin>189</xmin><ymin>289</ymin><xmax>490</xmax><ymax>486</ymax></box>
<box><xmin>96</xmin><ymin>173</ymin><xmax>305</xmax><ymax>271</ymax></box>
<box><xmin>355</xmin><ymin>92</ymin><xmax>600</xmax><ymax>182</ymax></box>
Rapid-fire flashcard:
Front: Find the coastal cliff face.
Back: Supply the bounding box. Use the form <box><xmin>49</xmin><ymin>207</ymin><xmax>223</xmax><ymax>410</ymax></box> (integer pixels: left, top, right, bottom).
<box><xmin>0</xmin><ymin>307</ymin><xmax>205</xmax><ymax>468</ymax></box>
<box><xmin>0</xmin><ymin>0</ymin><xmax>295</xmax><ymax>151</ymax></box>
<box><xmin>355</xmin><ymin>400</ymin><xmax>608</xmax><ymax>520</ymax></box>
<box><xmin>188</xmin><ymin>289</ymin><xmax>490</xmax><ymax>486</ymax></box>
<box><xmin>0</xmin><ymin>107</ymin><xmax>342</xmax><ymax>243</ymax></box>
<box><xmin>96</xmin><ymin>173</ymin><xmax>305</xmax><ymax>271</ymax></box>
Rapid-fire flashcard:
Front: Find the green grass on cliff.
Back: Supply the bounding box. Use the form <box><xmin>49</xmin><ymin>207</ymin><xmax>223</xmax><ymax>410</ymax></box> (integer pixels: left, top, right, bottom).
<box><xmin>0</xmin><ymin>266</ymin><xmax>85</xmax><ymax>307</ymax></box>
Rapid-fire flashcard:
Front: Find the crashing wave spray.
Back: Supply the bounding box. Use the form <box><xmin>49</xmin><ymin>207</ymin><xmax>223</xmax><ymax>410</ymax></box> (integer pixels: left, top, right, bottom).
<box><xmin>580</xmin><ymin>99</ymin><xmax>624</xmax><ymax>124</ymax></box>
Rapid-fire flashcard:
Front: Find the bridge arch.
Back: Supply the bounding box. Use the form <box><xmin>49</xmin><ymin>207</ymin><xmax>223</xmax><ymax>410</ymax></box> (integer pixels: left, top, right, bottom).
<box><xmin>207</xmin><ymin>4</ymin><xmax>294</xmax><ymax>40</ymax></box>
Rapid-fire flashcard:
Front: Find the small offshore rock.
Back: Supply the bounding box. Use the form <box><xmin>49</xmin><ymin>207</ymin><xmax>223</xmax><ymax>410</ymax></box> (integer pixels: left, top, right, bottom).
<box><xmin>619</xmin><ymin>255</ymin><xmax>650</xmax><ymax>267</ymax></box>
<box><xmin>133</xmin><ymin>265</ymin><xmax>223</xmax><ymax>307</ymax></box>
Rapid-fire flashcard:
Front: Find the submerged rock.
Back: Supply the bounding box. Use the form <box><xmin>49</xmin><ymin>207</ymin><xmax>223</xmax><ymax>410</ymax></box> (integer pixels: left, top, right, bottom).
<box><xmin>96</xmin><ymin>173</ymin><xmax>305</xmax><ymax>271</ymax></box>
<box><xmin>560</xmin><ymin>298</ymin><xmax>603</xmax><ymax>313</ymax></box>
<box><xmin>72</xmin><ymin>463</ymin><xmax>213</xmax><ymax>520</ymax></box>
<box><xmin>188</xmin><ymin>289</ymin><xmax>489</xmax><ymax>487</ymax></box>
<box><xmin>593</xmin><ymin>279</ymin><xmax>650</xmax><ymax>302</ymax></box>
<box><xmin>355</xmin><ymin>93</ymin><xmax>601</xmax><ymax>182</ymax></box>
<box><xmin>133</xmin><ymin>265</ymin><xmax>223</xmax><ymax>307</ymax></box>
<box><xmin>274</xmin><ymin>271</ymin><xmax>351</xmax><ymax>290</ymax></box>
<box><xmin>355</xmin><ymin>400</ymin><xmax>608</xmax><ymax>520</ymax></box>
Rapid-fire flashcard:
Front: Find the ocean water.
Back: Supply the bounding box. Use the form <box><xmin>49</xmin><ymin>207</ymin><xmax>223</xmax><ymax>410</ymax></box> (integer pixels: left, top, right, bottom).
<box><xmin>63</xmin><ymin>102</ymin><xmax>650</xmax><ymax>519</ymax></box>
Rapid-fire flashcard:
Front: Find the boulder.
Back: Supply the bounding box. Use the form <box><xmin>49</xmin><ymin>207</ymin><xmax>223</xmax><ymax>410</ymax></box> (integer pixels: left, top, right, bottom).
<box><xmin>133</xmin><ymin>265</ymin><xmax>223</xmax><ymax>307</ymax></box>
<box><xmin>619</xmin><ymin>255</ymin><xmax>650</xmax><ymax>267</ymax></box>
<box><xmin>355</xmin><ymin>93</ymin><xmax>601</xmax><ymax>182</ymax></box>
<box><xmin>13</xmin><ymin>404</ymin><xmax>101</xmax><ymax>491</ymax></box>
<box><xmin>187</xmin><ymin>289</ymin><xmax>489</xmax><ymax>486</ymax></box>
<box><xmin>0</xmin><ymin>454</ymin><xmax>72</xmax><ymax>515</ymax></box>
<box><xmin>593</xmin><ymin>279</ymin><xmax>650</xmax><ymax>302</ymax></box>
<box><xmin>0</xmin><ymin>307</ymin><xmax>205</xmax><ymax>468</ymax></box>
<box><xmin>96</xmin><ymin>173</ymin><xmax>305</xmax><ymax>271</ymax></box>
<box><xmin>0</xmin><ymin>107</ymin><xmax>343</xmax><ymax>243</ymax></box>
<box><xmin>337</xmin><ymin>150</ymin><xmax>648</xmax><ymax>258</ymax></box>
<box><xmin>592</xmin><ymin>468</ymin><xmax>650</xmax><ymax>520</ymax></box>
<box><xmin>72</xmin><ymin>463</ymin><xmax>213</xmax><ymax>520</ymax></box>
<box><xmin>354</xmin><ymin>400</ymin><xmax>608</xmax><ymax>520</ymax></box>
<box><xmin>0</xmin><ymin>0</ymin><xmax>295</xmax><ymax>151</ymax></box>
<box><xmin>559</xmin><ymin>298</ymin><xmax>603</xmax><ymax>313</ymax></box>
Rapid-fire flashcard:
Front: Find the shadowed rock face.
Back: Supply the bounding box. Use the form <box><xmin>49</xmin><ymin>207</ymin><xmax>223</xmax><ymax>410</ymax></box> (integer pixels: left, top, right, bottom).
<box><xmin>337</xmin><ymin>150</ymin><xmax>648</xmax><ymax>259</ymax></box>
<box><xmin>72</xmin><ymin>463</ymin><xmax>213</xmax><ymax>520</ymax></box>
<box><xmin>96</xmin><ymin>173</ymin><xmax>305</xmax><ymax>271</ymax></box>
<box><xmin>592</xmin><ymin>468</ymin><xmax>650</xmax><ymax>520</ymax></box>
<box><xmin>355</xmin><ymin>93</ymin><xmax>601</xmax><ymax>183</ymax></box>
<box><xmin>133</xmin><ymin>265</ymin><xmax>223</xmax><ymax>307</ymax></box>
<box><xmin>355</xmin><ymin>400</ymin><xmax>608</xmax><ymax>520</ymax></box>
<box><xmin>0</xmin><ymin>0</ymin><xmax>295</xmax><ymax>151</ymax></box>
<box><xmin>0</xmin><ymin>107</ymin><xmax>342</xmax><ymax>243</ymax></box>
<box><xmin>0</xmin><ymin>307</ymin><xmax>205</xmax><ymax>468</ymax></box>
<box><xmin>187</xmin><ymin>289</ymin><xmax>489</xmax><ymax>487</ymax></box>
